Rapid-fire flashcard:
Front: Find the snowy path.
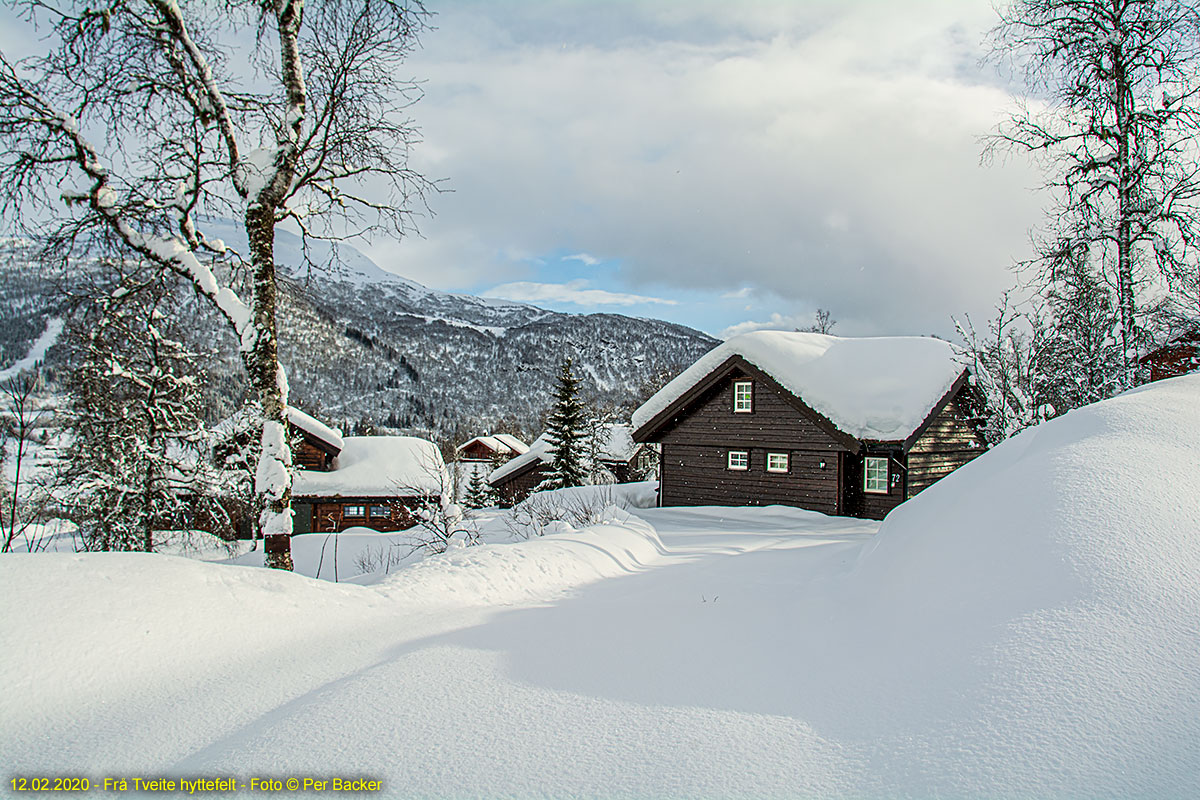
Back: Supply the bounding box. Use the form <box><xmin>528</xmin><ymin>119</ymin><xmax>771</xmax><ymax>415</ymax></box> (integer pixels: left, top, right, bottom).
<box><xmin>2</xmin><ymin>507</ymin><xmax>878</xmax><ymax>798</ymax></box>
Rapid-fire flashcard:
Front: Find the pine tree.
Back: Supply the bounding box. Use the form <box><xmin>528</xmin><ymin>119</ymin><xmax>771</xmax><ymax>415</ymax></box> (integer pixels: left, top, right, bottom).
<box><xmin>537</xmin><ymin>359</ymin><xmax>588</xmax><ymax>491</ymax></box>
<box><xmin>463</xmin><ymin>469</ymin><xmax>496</xmax><ymax>510</ymax></box>
<box><xmin>59</xmin><ymin>270</ymin><xmax>221</xmax><ymax>552</ymax></box>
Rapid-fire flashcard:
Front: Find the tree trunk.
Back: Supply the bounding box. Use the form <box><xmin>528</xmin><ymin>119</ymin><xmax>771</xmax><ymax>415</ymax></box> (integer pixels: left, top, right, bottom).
<box><xmin>1113</xmin><ymin>37</ymin><xmax>1137</xmax><ymax>390</ymax></box>
<box><xmin>245</xmin><ymin>203</ymin><xmax>294</xmax><ymax>571</ymax></box>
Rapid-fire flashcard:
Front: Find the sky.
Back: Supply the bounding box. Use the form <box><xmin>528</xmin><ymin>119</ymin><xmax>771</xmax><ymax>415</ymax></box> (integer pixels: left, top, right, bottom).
<box><xmin>0</xmin><ymin>0</ymin><xmax>1049</xmax><ymax>340</ymax></box>
<box><xmin>360</xmin><ymin>0</ymin><xmax>1048</xmax><ymax>338</ymax></box>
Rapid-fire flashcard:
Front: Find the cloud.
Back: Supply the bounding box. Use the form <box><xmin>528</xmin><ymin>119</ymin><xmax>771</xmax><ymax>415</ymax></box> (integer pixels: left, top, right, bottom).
<box><xmin>563</xmin><ymin>253</ymin><xmax>601</xmax><ymax>266</ymax></box>
<box><xmin>720</xmin><ymin>313</ymin><xmax>816</xmax><ymax>340</ymax></box>
<box><xmin>483</xmin><ymin>279</ymin><xmax>678</xmax><ymax>308</ymax></box>
<box><xmin>382</xmin><ymin>0</ymin><xmax>1042</xmax><ymax>336</ymax></box>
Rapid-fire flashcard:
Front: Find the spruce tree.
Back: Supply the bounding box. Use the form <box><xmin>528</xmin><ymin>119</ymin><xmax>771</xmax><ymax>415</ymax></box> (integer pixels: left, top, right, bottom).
<box><xmin>537</xmin><ymin>359</ymin><xmax>588</xmax><ymax>491</ymax></box>
<box><xmin>59</xmin><ymin>270</ymin><xmax>220</xmax><ymax>552</ymax></box>
<box><xmin>463</xmin><ymin>469</ymin><xmax>496</xmax><ymax>510</ymax></box>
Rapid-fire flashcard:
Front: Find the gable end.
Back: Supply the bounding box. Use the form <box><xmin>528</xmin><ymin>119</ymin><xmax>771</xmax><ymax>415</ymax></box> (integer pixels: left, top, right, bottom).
<box><xmin>633</xmin><ymin>355</ymin><xmax>860</xmax><ymax>451</ymax></box>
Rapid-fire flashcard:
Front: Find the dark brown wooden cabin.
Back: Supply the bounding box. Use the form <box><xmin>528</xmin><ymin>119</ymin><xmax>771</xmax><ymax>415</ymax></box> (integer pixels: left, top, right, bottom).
<box><xmin>300</xmin><ymin>496</ymin><xmax>428</xmax><ymax>534</ymax></box>
<box><xmin>1140</xmin><ymin>330</ymin><xmax>1200</xmax><ymax>383</ymax></box>
<box><xmin>487</xmin><ymin>427</ymin><xmax>643</xmax><ymax>507</ymax></box>
<box><xmin>293</xmin><ymin>427</ymin><xmax>339</xmax><ymax>471</ymax></box>
<box><xmin>490</xmin><ymin>458</ymin><xmax>551</xmax><ymax>507</ymax></box>
<box><xmin>632</xmin><ymin>355</ymin><xmax>986</xmax><ymax>520</ymax></box>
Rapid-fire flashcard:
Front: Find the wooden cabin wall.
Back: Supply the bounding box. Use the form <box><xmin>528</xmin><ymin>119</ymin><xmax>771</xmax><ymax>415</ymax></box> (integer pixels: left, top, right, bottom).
<box><xmin>293</xmin><ymin>434</ymin><xmax>335</xmax><ymax>471</ymax></box>
<box><xmin>842</xmin><ymin>451</ymin><xmax>907</xmax><ymax>520</ymax></box>
<box><xmin>494</xmin><ymin>464</ymin><xmax>549</xmax><ymax>506</ymax></box>
<box><xmin>906</xmin><ymin>395</ymin><xmax>986</xmax><ymax>499</ymax></box>
<box><xmin>303</xmin><ymin>496</ymin><xmax>424</xmax><ymax>533</ymax></box>
<box><xmin>656</xmin><ymin>369</ymin><xmax>846</xmax><ymax>514</ymax></box>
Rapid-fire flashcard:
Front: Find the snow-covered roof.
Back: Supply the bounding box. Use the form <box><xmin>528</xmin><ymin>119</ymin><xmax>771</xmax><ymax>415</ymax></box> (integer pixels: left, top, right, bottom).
<box><xmin>287</xmin><ymin>407</ymin><xmax>345</xmax><ymax>452</ymax></box>
<box><xmin>492</xmin><ymin>434</ymin><xmax>530</xmax><ymax>454</ymax></box>
<box><xmin>457</xmin><ymin>434</ymin><xmax>529</xmax><ymax>457</ymax></box>
<box><xmin>631</xmin><ymin>331</ymin><xmax>964</xmax><ymax>442</ymax></box>
<box><xmin>293</xmin><ymin>436</ymin><xmax>445</xmax><ymax>498</ymax></box>
<box><xmin>489</xmin><ymin>433</ymin><xmax>551</xmax><ymax>485</ymax></box>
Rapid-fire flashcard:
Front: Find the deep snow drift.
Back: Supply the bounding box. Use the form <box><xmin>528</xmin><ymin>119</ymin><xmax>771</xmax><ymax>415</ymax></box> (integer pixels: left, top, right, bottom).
<box><xmin>2</xmin><ymin>375</ymin><xmax>1198</xmax><ymax>797</ymax></box>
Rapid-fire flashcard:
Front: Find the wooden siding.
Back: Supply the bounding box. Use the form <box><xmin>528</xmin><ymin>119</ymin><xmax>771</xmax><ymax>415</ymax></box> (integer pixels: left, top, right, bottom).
<box><xmin>493</xmin><ymin>462</ymin><xmax>549</xmax><ymax>507</ymax></box>
<box><xmin>906</xmin><ymin>395</ymin><xmax>986</xmax><ymax>498</ymax></box>
<box><xmin>300</xmin><ymin>496</ymin><xmax>427</xmax><ymax>533</ymax></box>
<box><xmin>1143</xmin><ymin>341</ymin><xmax>1200</xmax><ymax>382</ymax></box>
<box><xmin>660</xmin><ymin>443</ymin><xmax>841</xmax><ymax>514</ymax></box>
<box><xmin>294</xmin><ymin>435</ymin><xmax>335</xmax><ymax>471</ymax></box>
<box><xmin>843</xmin><ymin>450</ymin><xmax>906</xmax><ymax>520</ymax></box>
<box><xmin>655</xmin><ymin>369</ymin><xmax>848</xmax><ymax>514</ymax></box>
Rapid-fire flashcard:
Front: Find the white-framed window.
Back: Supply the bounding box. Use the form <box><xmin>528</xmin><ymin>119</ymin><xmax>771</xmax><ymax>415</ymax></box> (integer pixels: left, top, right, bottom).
<box><xmin>767</xmin><ymin>452</ymin><xmax>789</xmax><ymax>473</ymax></box>
<box><xmin>864</xmin><ymin>456</ymin><xmax>889</xmax><ymax>494</ymax></box>
<box><xmin>369</xmin><ymin>504</ymin><xmax>391</xmax><ymax>519</ymax></box>
<box><xmin>727</xmin><ymin>450</ymin><xmax>749</xmax><ymax>470</ymax></box>
<box><xmin>344</xmin><ymin>504</ymin><xmax>366</xmax><ymax>517</ymax></box>
<box><xmin>733</xmin><ymin>380</ymin><xmax>753</xmax><ymax>413</ymax></box>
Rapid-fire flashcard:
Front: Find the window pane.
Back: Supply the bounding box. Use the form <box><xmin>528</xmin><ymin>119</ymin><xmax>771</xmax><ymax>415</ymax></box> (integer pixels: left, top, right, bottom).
<box><xmin>369</xmin><ymin>505</ymin><xmax>391</xmax><ymax>519</ymax></box>
<box><xmin>344</xmin><ymin>505</ymin><xmax>366</xmax><ymax>517</ymax></box>
<box><xmin>734</xmin><ymin>381</ymin><xmax>753</xmax><ymax>412</ymax></box>
<box><xmin>864</xmin><ymin>457</ymin><xmax>888</xmax><ymax>493</ymax></box>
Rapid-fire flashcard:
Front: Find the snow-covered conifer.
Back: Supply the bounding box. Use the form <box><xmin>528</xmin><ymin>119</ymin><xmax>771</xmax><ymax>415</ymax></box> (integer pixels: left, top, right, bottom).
<box><xmin>58</xmin><ymin>271</ymin><xmax>223</xmax><ymax>552</ymax></box>
<box><xmin>537</xmin><ymin>359</ymin><xmax>588</xmax><ymax>491</ymax></box>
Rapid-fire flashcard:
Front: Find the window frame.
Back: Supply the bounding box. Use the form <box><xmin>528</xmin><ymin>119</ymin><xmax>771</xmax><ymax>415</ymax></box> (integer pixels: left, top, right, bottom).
<box><xmin>864</xmin><ymin>456</ymin><xmax>890</xmax><ymax>495</ymax></box>
<box><xmin>766</xmin><ymin>452</ymin><xmax>790</xmax><ymax>473</ymax></box>
<box><xmin>368</xmin><ymin>504</ymin><xmax>391</xmax><ymax>520</ymax></box>
<box><xmin>733</xmin><ymin>380</ymin><xmax>754</xmax><ymax>413</ymax></box>
<box><xmin>727</xmin><ymin>450</ymin><xmax>750</xmax><ymax>471</ymax></box>
<box><xmin>343</xmin><ymin>504</ymin><xmax>367</xmax><ymax>518</ymax></box>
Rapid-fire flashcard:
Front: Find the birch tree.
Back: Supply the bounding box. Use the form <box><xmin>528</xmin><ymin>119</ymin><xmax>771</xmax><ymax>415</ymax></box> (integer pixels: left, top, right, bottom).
<box><xmin>0</xmin><ymin>0</ymin><xmax>431</xmax><ymax>568</ymax></box>
<box><xmin>987</xmin><ymin>0</ymin><xmax>1200</xmax><ymax>388</ymax></box>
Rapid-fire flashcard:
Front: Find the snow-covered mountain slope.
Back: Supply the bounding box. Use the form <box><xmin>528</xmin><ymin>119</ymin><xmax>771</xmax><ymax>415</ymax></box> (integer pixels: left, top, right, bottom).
<box><xmin>3</xmin><ymin>376</ymin><xmax>1197</xmax><ymax>796</ymax></box>
<box><xmin>0</xmin><ymin>234</ymin><xmax>716</xmax><ymax>437</ymax></box>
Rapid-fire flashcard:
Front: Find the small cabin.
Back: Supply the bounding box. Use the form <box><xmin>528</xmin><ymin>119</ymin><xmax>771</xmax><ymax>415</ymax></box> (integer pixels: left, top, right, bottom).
<box><xmin>455</xmin><ymin>434</ymin><xmax>529</xmax><ymax>501</ymax></box>
<box><xmin>211</xmin><ymin>408</ymin><xmax>446</xmax><ymax>535</ymax></box>
<box><xmin>283</xmin><ymin>409</ymin><xmax>446</xmax><ymax>533</ymax></box>
<box><xmin>488</xmin><ymin>424</ymin><xmax>642</xmax><ymax>506</ymax></box>
<box><xmin>631</xmin><ymin>331</ymin><xmax>987</xmax><ymax>520</ymax></box>
<box><xmin>1140</xmin><ymin>330</ymin><xmax>1200</xmax><ymax>383</ymax></box>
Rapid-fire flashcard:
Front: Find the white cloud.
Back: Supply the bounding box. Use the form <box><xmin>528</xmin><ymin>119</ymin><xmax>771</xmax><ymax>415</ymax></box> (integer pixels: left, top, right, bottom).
<box><xmin>384</xmin><ymin>0</ymin><xmax>1042</xmax><ymax>336</ymax></box>
<box><xmin>563</xmin><ymin>253</ymin><xmax>601</xmax><ymax>266</ymax></box>
<box><xmin>720</xmin><ymin>313</ymin><xmax>815</xmax><ymax>340</ymax></box>
<box><xmin>483</xmin><ymin>279</ymin><xmax>677</xmax><ymax>308</ymax></box>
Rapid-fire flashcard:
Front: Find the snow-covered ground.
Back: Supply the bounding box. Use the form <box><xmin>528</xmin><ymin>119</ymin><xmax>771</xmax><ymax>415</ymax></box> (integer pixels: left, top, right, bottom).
<box><xmin>2</xmin><ymin>376</ymin><xmax>1199</xmax><ymax>797</ymax></box>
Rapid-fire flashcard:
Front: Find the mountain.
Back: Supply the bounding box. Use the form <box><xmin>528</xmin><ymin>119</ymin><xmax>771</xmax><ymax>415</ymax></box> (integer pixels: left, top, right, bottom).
<box><xmin>0</xmin><ymin>231</ymin><xmax>717</xmax><ymax>441</ymax></box>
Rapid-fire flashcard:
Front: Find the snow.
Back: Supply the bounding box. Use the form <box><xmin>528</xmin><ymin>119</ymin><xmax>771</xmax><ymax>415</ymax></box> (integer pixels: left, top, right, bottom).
<box><xmin>487</xmin><ymin>431</ymin><xmax>551</xmax><ymax>484</ymax></box>
<box><xmin>597</xmin><ymin>422</ymin><xmax>635</xmax><ymax>461</ymax></box>
<box><xmin>0</xmin><ymin>317</ymin><xmax>62</xmax><ymax>381</ymax></box>
<box><xmin>492</xmin><ymin>433</ymin><xmax>529</xmax><ymax>454</ymax></box>
<box><xmin>631</xmin><ymin>330</ymin><xmax>964</xmax><ymax>441</ymax></box>
<box><xmin>293</xmin><ymin>435</ymin><xmax>446</xmax><ymax>498</ymax></box>
<box><xmin>234</xmin><ymin>147</ymin><xmax>279</xmax><ymax>200</ymax></box>
<box><xmin>3</xmin><ymin>375</ymin><xmax>1200</xmax><ymax>796</ymax></box>
<box><xmin>457</xmin><ymin>433</ymin><xmax>528</xmax><ymax>457</ymax></box>
<box><xmin>285</xmin><ymin>406</ymin><xmax>344</xmax><ymax>451</ymax></box>
<box><xmin>488</xmin><ymin>425</ymin><xmax>633</xmax><ymax>486</ymax></box>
